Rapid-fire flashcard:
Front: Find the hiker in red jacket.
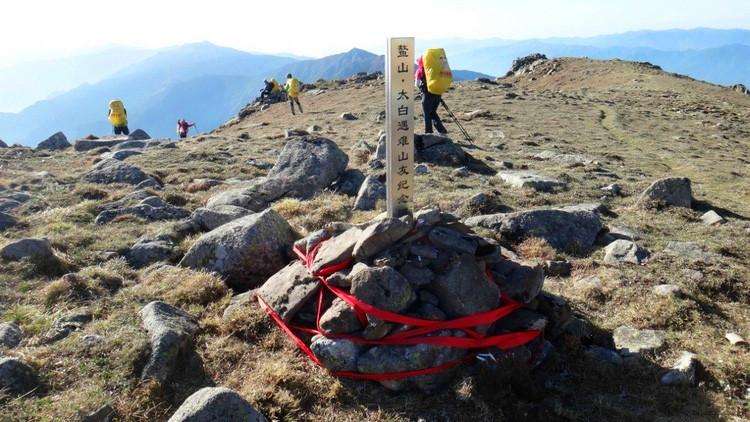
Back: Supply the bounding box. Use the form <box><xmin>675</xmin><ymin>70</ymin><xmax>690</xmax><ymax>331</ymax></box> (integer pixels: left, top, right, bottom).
<box><xmin>176</xmin><ymin>119</ymin><xmax>195</xmax><ymax>139</ymax></box>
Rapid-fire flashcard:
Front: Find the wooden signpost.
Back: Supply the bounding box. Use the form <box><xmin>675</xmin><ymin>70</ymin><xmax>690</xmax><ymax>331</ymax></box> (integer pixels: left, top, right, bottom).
<box><xmin>385</xmin><ymin>37</ymin><xmax>415</xmax><ymax>218</ymax></box>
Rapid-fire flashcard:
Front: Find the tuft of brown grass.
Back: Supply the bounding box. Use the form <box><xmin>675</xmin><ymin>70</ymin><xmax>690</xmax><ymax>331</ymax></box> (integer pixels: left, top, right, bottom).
<box><xmin>273</xmin><ymin>193</ymin><xmax>351</xmax><ymax>232</ymax></box>
<box><xmin>140</xmin><ymin>266</ymin><xmax>228</xmax><ymax>307</ymax></box>
<box><xmin>518</xmin><ymin>237</ymin><xmax>557</xmax><ymax>261</ymax></box>
<box><xmin>43</xmin><ymin>273</ymin><xmax>104</xmax><ymax>307</ymax></box>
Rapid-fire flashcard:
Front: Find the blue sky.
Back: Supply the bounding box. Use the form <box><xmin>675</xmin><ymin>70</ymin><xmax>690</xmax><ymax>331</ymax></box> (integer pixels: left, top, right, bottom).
<box><xmin>2</xmin><ymin>0</ymin><xmax>750</xmax><ymax>64</ymax></box>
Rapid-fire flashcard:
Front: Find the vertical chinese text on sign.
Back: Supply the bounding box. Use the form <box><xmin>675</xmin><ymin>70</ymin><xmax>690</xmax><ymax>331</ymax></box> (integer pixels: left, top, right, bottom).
<box><xmin>385</xmin><ymin>37</ymin><xmax>415</xmax><ymax>218</ymax></box>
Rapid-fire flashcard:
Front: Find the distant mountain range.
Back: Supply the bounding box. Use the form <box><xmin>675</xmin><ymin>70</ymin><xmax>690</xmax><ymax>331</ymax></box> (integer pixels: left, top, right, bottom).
<box><xmin>2</xmin><ymin>28</ymin><xmax>750</xmax><ymax>146</ymax></box>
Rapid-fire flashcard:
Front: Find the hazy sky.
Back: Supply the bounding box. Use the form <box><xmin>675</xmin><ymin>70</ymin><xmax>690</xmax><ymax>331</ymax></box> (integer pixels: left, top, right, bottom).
<box><xmin>2</xmin><ymin>0</ymin><xmax>750</xmax><ymax>65</ymax></box>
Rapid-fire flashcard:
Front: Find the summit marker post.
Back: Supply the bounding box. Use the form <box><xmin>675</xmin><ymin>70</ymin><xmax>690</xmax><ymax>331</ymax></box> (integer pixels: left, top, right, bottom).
<box><xmin>385</xmin><ymin>37</ymin><xmax>415</xmax><ymax>218</ymax></box>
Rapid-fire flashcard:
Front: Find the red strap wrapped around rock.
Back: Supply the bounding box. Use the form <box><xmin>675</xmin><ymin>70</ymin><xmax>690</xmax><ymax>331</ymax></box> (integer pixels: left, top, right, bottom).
<box><xmin>257</xmin><ymin>237</ymin><xmax>541</xmax><ymax>381</ymax></box>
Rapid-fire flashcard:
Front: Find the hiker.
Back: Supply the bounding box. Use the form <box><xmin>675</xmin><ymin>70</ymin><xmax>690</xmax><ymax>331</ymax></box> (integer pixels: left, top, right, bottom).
<box><xmin>176</xmin><ymin>119</ymin><xmax>195</xmax><ymax>139</ymax></box>
<box><xmin>284</xmin><ymin>73</ymin><xmax>303</xmax><ymax>115</ymax></box>
<box><xmin>415</xmin><ymin>49</ymin><xmax>453</xmax><ymax>134</ymax></box>
<box><xmin>260</xmin><ymin>78</ymin><xmax>282</xmax><ymax>101</ymax></box>
<box><xmin>108</xmin><ymin>99</ymin><xmax>130</xmax><ymax>135</ymax></box>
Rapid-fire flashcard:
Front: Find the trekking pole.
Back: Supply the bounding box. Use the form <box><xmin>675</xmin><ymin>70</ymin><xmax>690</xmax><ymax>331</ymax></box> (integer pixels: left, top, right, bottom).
<box><xmin>440</xmin><ymin>99</ymin><xmax>474</xmax><ymax>144</ymax></box>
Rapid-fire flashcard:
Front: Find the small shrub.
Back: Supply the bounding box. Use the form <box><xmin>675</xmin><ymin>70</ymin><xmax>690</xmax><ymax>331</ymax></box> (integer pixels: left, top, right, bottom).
<box><xmin>518</xmin><ymin>237</ymin><xmax>557</xmax><ymax>261</ymax></box>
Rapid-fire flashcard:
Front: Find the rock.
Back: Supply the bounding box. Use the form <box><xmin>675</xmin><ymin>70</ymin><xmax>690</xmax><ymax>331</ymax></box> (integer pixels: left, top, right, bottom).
<box><xmin>353</xmin><ymin>174</ymin><xmax>386</xmax><ymax>211</ymax></box>
<box><xmin>414</xmin><ymin>134</ymin><xmax>466</xmax><ymax>166</ymax></box>
<box><xmin>330</xmin><ymin>169</ymin><xmax>365</xmax><ymax>197</ymax></box>
<box><xmin>268</xmin><ymin>138</ymin><xmax>348</xmax><ymax>199</ymax></box>
<box><xmin>603</xmin><ymin>240</ymin><xmax>650</xmax><ymax>265</ymax></box>
<box><xmin>601</xmin><ymin>183</ymin><xmax>622</xmax><ymax>196</ymax></box>
<box><xmin>429</xmin><ymin>253</ymin><xmax>500</xmax><ymax>318</ymax></box>
<box><xmin>0</xmin><ymin>139</ymin><xmax>6</xmax><ymax>148</ymax></box>
<box><xmin>0</xmin><ymin>211</ymin><xmax>17</xmax><ymax>231</ymax></box>
<box><xmin>350</xmin><ymin>265</ymin><xmax>415</xmax><ymax>313</ymax></box>
<box><xmin>127</xmin><ymin>129</ymin><xmax>150</xmax><ymax>140</ymax></box>
<box><xmin>732</xmin><ymin>84</ymin><xmax>750</xmax><ymax>95</ymax></box>
<box><xmin>701</xmin><ymin>210</ymin><xmax>725</xmax><ymax>226</ymax></box>
<box><xmin>560</xmin><ymin>203</ymin><xmax>608</xmax><ymax>215</ymax></box>
<box><xmin>341</xmin><ymin>112</ymin><xmax>358</xmax><ymax>120</ymax></box>
<box><xmin>95</xmin><ymin>200</ymin><xmax>190</xmax><ymax>224</ymax></box>
<box><xmin>319</xmin><ymin>298</ymin><xmax>362</xmax><ymax>334</ymax></box>
<box><xmin>544</xmin><ymin>260</ymin><xmax>571</xmax><ymax>277</ymax></box>
<box><xmin>497</xmin><ymin>171</ymin><xmax>566</xmax><ymax>192</ymax></box>
<box><xmin>356</xmin><ymin>331</ymin><xmax>466</xmax><ymax>391</ymax></box>
<box><xmin>310</xmin><ymin>336</ymin><xmax>361</xmax><ymax>371</ymax></box>
<box><xmin>100</xmin><ymin>149</ymin><xmax>142</xmax><ymax>161</ymax></box>
<box><xmin>428</xmin><ymin>226</ymin><xmax>478</xmax><ymax>255</ymax></box>
<box><xmin>311</xmin><ymin>227</ymin><xmax>362</xmax><ymax>274</ymax></box>
<box><xmin>74</xmin><ymin>138</ymin><xmax>128</xmax><ymax>152</ymax></box>
<box><xmin>0</xmin><ymin>237</ymin><xmax>56</xmax><ymax>262</ymax></box>
<box><xmin>636</xmin><ymin>177</ymin><xmax>692</xmax><ymax>208</ymax></box>
<box><xmin>352</xmin><ymin>218</ymin><xmax>412</xmax><ymax>261</ymax></box>
<box><xmin>37</xmin><ymin>131</ymin><xmax>70</xmax><ymax>150</ymax></box>
<box><xmin>0</xmin><ymin>199</ymin><xmax>22</xmax><ymax>213</ymax></box>
<box><xmin>179</xmin><ymin>209</ymin><xmax>298</xmax><ymax>287</ymax></box>
<box><xmin>725</xmin><ymin>332</ymin><xmax>747</xmax><ymax>346</ymax></box>
<box><xmin>168</xmin><ymin>387</ymin><xmax>266</xmax><ymax>422</ymax></box>
<box><xmin>398</xmin><ymin>264</ymin><xmax>435</xmax><ymax>287</ymax></box>
<box><xmin>613</xmin><ymin>325</ymin><xmax>666</xmax><ymax>356</ymax></box>
<box><xmin>533</xmin><ymin>150</ymin><xmax>592</xmax><ymax>166</ymax></box>
<box><xmin>507</xmin><ymin>53</ymin><xmax>548</xmax><ymax>76</ymax></box>
<box><xmin>83</xmin><ymin>159</ymin><xmax>150</xmax><ymax>185</ymax></box>
<box><xmin>585</xmin><ymin>346</ymin><xmax>623</xmax><ymax>366</ymax></box>
<box><xmin>661</xmin><ymin>351</ymin><xmax>700</xmax><ymax>386</ymax></box>
<box><xmin>0</xmin><ymin>322</ymin><xmax>22</xmax><ymax>348</ymax></box>
<box><xmin>463</xmin><ymin>109</ymin><xmax>490</xmax><ymax>120</ymax></box>
<box><xmin>191</xmin><ymin>205</ymin><xmax>252</xmax><ymax>231</ymax></box>
<box><xmin>127</xmin><ymin>238</ymin><xmax>179</xmax><ymax>268</ymax></box>
<box><xmin>135</xmin><ymin>177</ymin><xmax>162</xmax><ymax>190</ymax></box>
<box><xmin>81</xmin><ymin>334</ymin><xmax>105</xmax><ymax>349</ymax></box>
<box><xmin>139</xmin><ymin>301</ymin><xmax>199</xmax><ymax>383</ymax></box>
<box><xmin>222</xmin><ymin>292</ymin><xmax>253</xmax><ymax>320</ymax></box>
<box><xmin>40</xmin><ymin>310</ymin><xmax>92</xmax><ymax>344</ymax></box>
<box><xmin>607</xmin><ymin>225</ymin><xmax>643</xmax><ymax>241</ymax></box>
<box><xmin>112</xmin><ymin>140</ymin><xmax>147</xmax><ymax>150</ymax></box>
<box><xmin>256</xmin><ymin>261</ymin><xmax>319</xmax><ymax>322</ymax></box>
<box><xmin>0</xmin><ymin>357</ymin><xmax>39</xmax><ymax>396</ymax></box>
<box><xmin>81</xmin><ymin>404</ymin><xmax>115</xmax><ymax>422</ymax></box>
<box><xmin>465</xmin><ymin>209</ymin><xmax>602</xmax><ymax>251</ymax></box>
<box><xmin>284</xmin><ymin>128</ymin><xmax>309</xmax><ymax>138</ymax></box>
<box><xmin>653</xmin><ymin>284</ymin><xmax>682</xmax><ymax>297</ymax></box>
<box><xmin>414</xmin><ymin>164</ymin><xmax>430</xmax><ymax>175</ymax></box>
<box><xmin>451</xmin><ymin>167</ymin><xmax>470</xmax><ymax>177</ymax></box>
<box><xmin>664</xmin><ymin>241</ymin><xmax>719</xmax><ymax>262</ymax></box>
<box><xmin>573</xmin><ymin>275</ymin><xmax>603</xmax><ymax>291</ymax></box>
<box><xmin>307</xmin><ymin>125</ymin><xmax>323</xmax><ymax>133</ymax></box>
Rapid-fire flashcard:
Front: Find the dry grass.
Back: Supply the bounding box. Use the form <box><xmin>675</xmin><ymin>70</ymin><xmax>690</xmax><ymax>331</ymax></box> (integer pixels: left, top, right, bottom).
<box><xmin>518</xmin><ymin>237</ymin><xmax>557</xmax><ymax>261</ymax></box>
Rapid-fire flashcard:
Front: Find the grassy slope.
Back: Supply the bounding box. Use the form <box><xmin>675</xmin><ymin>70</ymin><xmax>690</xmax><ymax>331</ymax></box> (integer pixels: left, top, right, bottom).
<box><xmin>0</xmin><ymin>58</ymin><xmax>748</xmax><ymax>421</ymax></box>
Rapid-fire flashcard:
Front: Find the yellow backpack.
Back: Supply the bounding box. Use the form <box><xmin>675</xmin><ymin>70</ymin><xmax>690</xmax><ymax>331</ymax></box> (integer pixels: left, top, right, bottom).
<box><xmin>270</xmin><ymin>79</ymin><xmax>281</xmax><ymax>92</ymax></box>
<box><xmin>108</xmin><ymin>100</ymin><xmax>128</xmax><ymax>126</ymax></box>
<box><xmin>286</xmin><ymin>78</ymin><xmax>300</xmax><ymax>97</ymax></box>
<box><xmin>423</xmin><ymin>48</ymin><xmax>453</xmax><ymax>95</ymax></box>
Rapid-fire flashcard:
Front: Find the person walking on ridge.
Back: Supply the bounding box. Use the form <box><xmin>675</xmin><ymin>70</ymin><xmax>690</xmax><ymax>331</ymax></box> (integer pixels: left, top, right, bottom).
<box><xmin>415</xmin><ymin>55</ymin><xmax>448</xmax><ymax>135</ymax></box>
<box><xmin>176</xmin><ymin>119</ymin><xmax>195</xmax><ymax>139</ymax></box>
<box><xmin>284</xmin><ymin>73</ymin><xmax>303</xmax><ymax>115</ymax></box>
<box><xmin>108</xmin><ymin>99</ymin><xmax>130</xmax><ymax>135</ymax></box>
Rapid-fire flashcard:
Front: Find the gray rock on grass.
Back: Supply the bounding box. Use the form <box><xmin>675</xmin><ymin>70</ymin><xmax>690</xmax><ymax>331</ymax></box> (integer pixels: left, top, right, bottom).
<box><xmin>179</xmin><ymin>209</ymin><xmax>298</xmax><ymax>288</ymax></box>
<box><xmin>603</xmin><ymin>239</ymin><xmax>650</xmax><ymax>265</ymax></box>
<box><xmin>636</xmin><ymin>177</ymin><xmax>692</xmax><ymax>208</ymax></box>
<box><xmin>37</xmin><ymin>132</ymin><xmax>70</xmax><ymax>150</ymax></box>
<box><xmin>0</xmin><ymin>322</ymin><xmax>22</xmax><ymax>348</ymax></box>
<box><xmin>613</xmin><ymin>325</ymin><xmax>666</xmax><ymax>356</ymax></box>
<box><xmin>139</xmin><ymin>301</ymin><xmax>199</xmax><ymax>383</ymax></box>
<box><xmin>168</xmin><ymin>387</ymin><xmax>266</xmax><ymax>422</ymax></box>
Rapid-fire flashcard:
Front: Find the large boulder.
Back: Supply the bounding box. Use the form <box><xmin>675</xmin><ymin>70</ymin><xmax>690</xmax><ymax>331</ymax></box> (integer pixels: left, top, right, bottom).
<box><xmin>139</xmin><ymin>301</ymin><xmax>199</xmax><ymax>383</ymax></box>
<box><xmin>82</xmin><ymin>159</ymin><xmax>150</xmax><ymax>185</ymax></box>
<box><xmin>179</xmin><ymin>209</ymin><xmax>298</xmax><ymax>287</ymax></box>
<box><xmin>267</xmin><ymin>137</ymin><xmax>348</xmax><ymax>198</ymax></box>
<box><xmin>168</xmin><ymin>387</ymin><xmax>266</xmax><ymax>422</ymax></box>
<box><xmin>465</xmin><ymin>209</ymin><xmax>602</xmax><ymax>251</ymax></box>
<box><xmin>37</xmin><ymin>132</ymin><xmax>70</xmax><ymax>150</ymax></box>
<box><xmin>636</xmin><ymin>177</ymin><xmax>692</xmax><ymax>208</ymax></box>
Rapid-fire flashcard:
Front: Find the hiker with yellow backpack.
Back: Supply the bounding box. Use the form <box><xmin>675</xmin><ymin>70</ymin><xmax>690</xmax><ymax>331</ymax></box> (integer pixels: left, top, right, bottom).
<box><xmin>108</xmin><ymin>100</ymin><xmax>130</xmax><ymax>135</ymax></box>
<box><xmin>284</xmin><ymin>73</ymin><xmax>303</xmax><ymax>115</ymax></box>
<box><xmin>416</xmin><ymin>49</ymin><xmax>452</xmax><ymax>134</ymax></box>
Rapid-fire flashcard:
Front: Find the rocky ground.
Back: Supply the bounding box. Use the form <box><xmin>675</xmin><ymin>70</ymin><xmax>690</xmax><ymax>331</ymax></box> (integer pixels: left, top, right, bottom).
<box><xmin>0</xmin><ymin>57</ymin><xmax>749</xmax><ymax>421</ymax></box>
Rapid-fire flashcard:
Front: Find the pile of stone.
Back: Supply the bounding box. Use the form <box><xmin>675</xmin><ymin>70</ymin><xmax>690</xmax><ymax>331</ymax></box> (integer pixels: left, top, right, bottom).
<box><xmin>256</xmin><ymin>209</ymin><xmax>558</xmax><ymax>391</ymax></box>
